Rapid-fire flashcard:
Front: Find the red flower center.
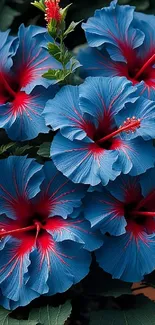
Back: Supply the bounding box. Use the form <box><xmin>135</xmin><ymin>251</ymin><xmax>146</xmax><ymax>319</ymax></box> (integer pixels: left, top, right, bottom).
<box><xmin>0</xmin><ymin>71</ymin><xmax>20</xmax><ymax>104</ymax></box>
<box><xmin>0</xmin><ymin>197</ymin><xmax>52</xmax><ymax>240</ymax></box>
<box><xmin>123</xmin><ymin>192</ymin><xmax>155</xmax><ymax>234</ymax></box>
<box><xmin>117</xmin><ymin>43</ymin><xmax>155</xmax><ymax>85</ymax></box>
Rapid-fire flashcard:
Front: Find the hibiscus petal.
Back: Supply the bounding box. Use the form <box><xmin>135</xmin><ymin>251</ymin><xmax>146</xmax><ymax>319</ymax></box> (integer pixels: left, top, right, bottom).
<box><xmin>51</xmin><ymin>132</ymin><xmax>120</xmax><ymax>186</ymax></box>
<box><xmin>12</xmin><ymin>24</ymin><xmax>62</xmax><ymax>93</ymax></box>
<box><xmin>79</xmin><ymin>76</ymin><xmax>137</xmax><ymax>119</ymax></box>
<box><xmin>82</xmin><ymin>0</ymin><xmax>144</xmax><ymax>62</ymax></box>
<box><xmin>134</xmin><ymin>12</ymin><xmax>155</xmax><ymax>29</ymax></box>
<box><xmin>96</xmin><ymin>229</ymin><xmax>155</xmax><ymax>282</ymax></box>
<box><xmin>106</xmin><ymin>174</ymin><xmax>142</xmax><ymax>204</ymax></box>
<box><xmin>0</xmin><ymin>85</ymin><xmax>57</xmax><ymax>141</ymax></box>
<box><xmin>0</xmin><ymin>236</ymin><xmax>39</xmax><ymax>308</ymax></box>
<box><xmin>78</xmin><ymin>47</ymin><xmax>127</xmax><ymax>78</ymax></box>
<box><xmin>114</xmin><ymin>137</ymin><xmax>155</xmax><ymax>176</ymax></box>
<box><xmin>140</xmin><ymin>168</ymin><xmax>155</xmax><ymax>199</ymax></box>
<box><xmin>136</xmin><ymin>80</ymin><xmax>155</xmax><ymax>101</ymax></box>
<box><xmin>35</xmin><ymin>160</ymin><xmax>86</xmax><ymax>219</ymax></box>
<box><xmin>44</xmin><ymin>217</ymin><xmax>103</xmax><ymax>251</ymax></box>
<box><xmin>84</xmin><ymin>189</ymin><xmax>126</xmax><ymax>236</ymax></box>
<box><xmin>29</xmin><ymin>234</ymin><xmax>91</xmax><ymax>296</ymax></box>
<box><xmin>0</xmin><ymin>156</ymin><xmax>43</xmax><ymax>219</ymax></box>
<box><xmin>115</xmin><ymin>97</ymin><xmax>155</xmax><ymax>140</ymax></box>
<box><xmin>43</xmin><ymin>85</ymin><xmax>90</xmax><ymax>141</ymax></box>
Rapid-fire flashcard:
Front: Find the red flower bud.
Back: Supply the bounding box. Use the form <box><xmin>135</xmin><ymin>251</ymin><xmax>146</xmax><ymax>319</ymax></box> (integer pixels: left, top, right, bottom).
<box><xmin>45</xmin><ymin>0</ymin><xmax>62</xmax><ymax>24</ymax></box>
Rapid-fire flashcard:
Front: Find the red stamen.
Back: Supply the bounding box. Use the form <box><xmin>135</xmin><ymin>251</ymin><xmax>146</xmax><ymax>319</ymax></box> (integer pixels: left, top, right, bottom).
<box><xmin>134</xmin><ymin>54</ymin><xmax>155</xmax><ymax>80</ymax></box>
<box><xmin>0</xmin><ymin>72</ymin><xmax>16</xmax><ymax>99</ymax></box>
<box><xmin>34</xmin><ymin>221</ymin><xmax>42</xmax><ymax>239</ymax></box>
<box><xmin>97</xmin><ymin>117</ymin><xmax>140</xmax><ymax>145</ymax></box>
<box><xmin>130</xmin><ymin>211</ymin><xmax>155</xmax><ymax>218</ymax></box>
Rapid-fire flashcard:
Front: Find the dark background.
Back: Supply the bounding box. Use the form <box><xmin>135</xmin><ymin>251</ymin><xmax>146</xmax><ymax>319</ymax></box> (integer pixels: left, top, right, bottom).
<box><xmin>1</xmin><ymin>0</ymin><xmax>155</xmax><ymax>49</ymax></box>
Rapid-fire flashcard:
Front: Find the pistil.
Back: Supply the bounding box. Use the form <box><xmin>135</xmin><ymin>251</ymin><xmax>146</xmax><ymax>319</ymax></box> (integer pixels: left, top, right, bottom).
<box><xmin>0</xmin><ymin>222</ymin><xmax>42</xmax><ymax>239</ymax></box>
<box><xmin>97</xmin><ymin>117</ymin><xmax>140</xmax><ymax>145</ymax></box>
<box><xmin>130</xmin><ymin>211</ymin><xmax>155</xmax><ymax>218</ymax></box>
<box><xmin>134</xmin><ymin>53</ymin><xmax>155</xmax><ymax>80</ymax></box>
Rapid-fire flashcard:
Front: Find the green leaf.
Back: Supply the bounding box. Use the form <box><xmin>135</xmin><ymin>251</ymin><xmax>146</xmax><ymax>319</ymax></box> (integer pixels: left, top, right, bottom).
<box><xmin>31</xmin><ymin>0</ymin><xmax>45</xmax><ymax>12</ymax></box>
<box><xmin>0</xmin><ymin>143</ymin><xmax>15</xmax><ymax>155</ymax></box>
<box><xmin>43</xmin><ymin>69</ymin><xmax>71</xmax><ymax>82</ymax></box>
<box><xmin>0</xmin><ymin>6</ymin><xmax>20</xmax><ymax>31</ymax></box>
<box><xmin>47</xmin><ymin>19</ymin><xmax>57</xmax><ymax>38</ymax></box>
<box><xmin>0</xmin><ymin>306</ymin><xmax>37</xmax><ymax>325</ymax></box>
<box><xmin>29</xmin><ymin>301</ymin><xmax>72</xmax><ymax>325</ymax></box>
<box><xmin>63</xmin><ymin>50</ymin><xmax>73</xmax><ymax>66</ymax></box>
<box><xmin>64</xmin><ymin>20</ymin><xmax>82</xmax><ymax>37</ymax></box>
<box><xmin>37</xmin><ymin>142</ymin><xmax>51</xmax><ymax>158</ymax></box>
<box><xmin>12</xmin><ymin>145</ymin><xmax>32</xmax><ymax>156</ymax></box>
<box><xmin>90</xmin><ymin>296</ymin><xmax>155</xmax><ymax>325</ymax></box>
<box><xmin>48</xmin><ymin>43</ymin><xmax>62</xmax><ymax>62</ymax></box>
<box><xmin>60</xmin><ymin>3</ymin><xmax>72</xmax><ymax>20</ymax></box>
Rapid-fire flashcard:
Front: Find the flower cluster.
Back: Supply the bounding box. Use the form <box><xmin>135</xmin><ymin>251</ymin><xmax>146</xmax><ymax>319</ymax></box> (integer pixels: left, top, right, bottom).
<box><xmin>0</xmin><ymin>0</ymin><xmax>155</xmax><ymax>311</ymax></box>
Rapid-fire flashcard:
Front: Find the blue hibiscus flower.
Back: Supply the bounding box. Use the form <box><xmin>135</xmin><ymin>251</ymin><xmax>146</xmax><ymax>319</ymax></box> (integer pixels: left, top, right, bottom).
<box><xmin>0</xmin><ymin>25</ymin><xmax>60</xmax><ymax>141</ymax></box>
<box><xmin>0</xmin><ymin>156</ymin><xmax>102</xmax><ymax>309</ymax></box>
<box><xmin>85</xmin><ymin>171</ymin><xmax>155</xmax><ymax>282</ymax></box>
<box><xmin>79</xmin><ymin>0</ymin><xmax>155</xmax><ymax>99</ymax></box>
<box><xmin>44</xmin><ymin>76</ymin><xmax>155</xmax><ymax>186</ymax></box>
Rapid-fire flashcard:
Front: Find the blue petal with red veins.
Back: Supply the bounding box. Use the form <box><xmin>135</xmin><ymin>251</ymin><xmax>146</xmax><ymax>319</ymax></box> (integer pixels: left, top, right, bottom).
<box><xmin>82</xmin><ymin>0</ymin><xmax>144</xmax><ymax>62</ymax></box>
<box><xmin>78</xmin><ymin>47</ymin><xmax>126</xmax><ymax>78</ymax></box>
<box><xmin>133</xmin><ymin>19</ymin><xmax>155</xmax><ymax>63</ymax></box>
<box><xmin>96</xmin><ymin>230</ymin><xmax>155</xmax><ymax>282</ymax></box>
<box><xmin>84</xmin><ymin>190</ymin><xmax>126</xmax><ymax>236</ymax></box>
<box><xmin>44</xmin><ymin>217</ymin><xmax>103</xmax><ymax>251</ymax></box>
<box><xmin>35</xmin><ymin>160</ymin><xmax>86</xmax><ymax>219</ymax></box>
<box><xmin>79</xmin><ymin>76</ymin><xmax>137</xmax><ymax>119</ymax></box>
<box><xmin>0</xmin><ymin>31</ymin><xmax>18</xmax><ymax>105</ymax></box>
<box><xmin>12</xmin><ymin>24</ymin><xmax>62</xmax><ymax>94</ymax></box>
<box><xmin>115</xmin><ymin>97</ymin><xmax>155</xmax><ymax>140</ymax></box>
<box><xmin>0</xmin><ymin>156</ymin><xmax>43</xmax><ymax>219</ymax></box>
<box><xmin>43</xmin><ymin>86</ymin><xmax>89</xmax><ymax>141</ymax></box>
<box><xmin>51</xmin><ymin>132</ymin><xmax>120</xmax><ymax>186</ymax></box>
<box><xmin>136</xmin><ymin>80</ymin><xmax>155</xmax><ymax>101</ymax></box>
<box><xmin>114</xmin><ymin>137</ymin><xmax>155</xmax><ymax>176</ymax></box>
<box><xmin>29</xmin><ymin>235</ymin><xmax>91</xmax><ymax>296</ymax></box>
<box><xmin>0</xmin><ymin>236</ymin><xmax>39</xmax><ymax>307</ymax></box>
<box><xmin>0</xmin><ymin>85</ymin><xmax>57</xmax><ymax>141</ymax></box>
<box><xmin>106</xmin><ymin>174</ymin><xmax>142</xmax><ymax>204</ymax></box>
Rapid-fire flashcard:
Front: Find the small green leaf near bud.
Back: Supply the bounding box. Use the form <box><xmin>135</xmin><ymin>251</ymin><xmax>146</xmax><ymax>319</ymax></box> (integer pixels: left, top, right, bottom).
<box><xmin>60</xmin><ymin>3</ymin><xmax>72</xmax><ymax>20</ymax></box>
<box><xmin>43</xmin><ymin>69</ymin><xmax>71</xmax><ymax>82</ymax></box>
<box><xmin>31</xmin><ymin>0</ymin><xmax>45</xmax><ymax>12</ymax></box>
<box><xmin>64</xmin><ymin>20</ymin><xmax>83</xmax><ymax>37</ymax></box>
